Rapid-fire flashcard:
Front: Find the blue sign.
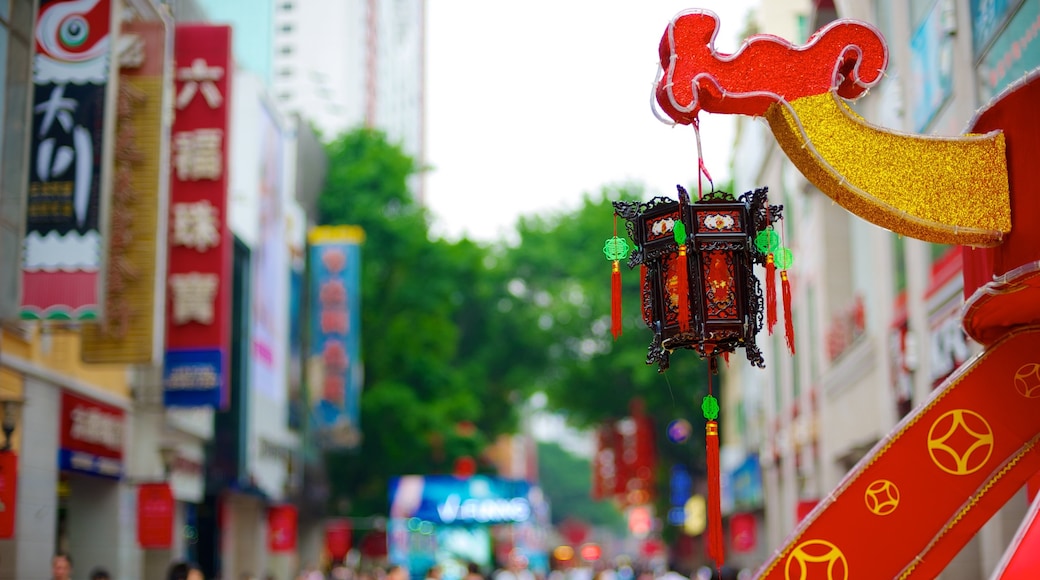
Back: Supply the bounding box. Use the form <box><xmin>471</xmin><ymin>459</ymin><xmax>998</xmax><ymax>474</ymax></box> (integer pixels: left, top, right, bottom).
<box><xmin>731</xmin><ymin>453</ymin><xmax>764</xmax><ymax>510</ymax></box>
<box><xmin>58</xmin><ymin>449</ymin><xmax>123</xmax><ymax>479</ymax></box>
<box><xmin>163</xmin><ymin>348</ymin><xmax>225</xmax><ymax>407</ymax></box>
<box><xmin>389</xmin><ymin>475</ymin><xmax>533</xmax><ymax>525</ymax></box>
<box><xmin>308</xmin><ymin>230</ymin><xmax>363</xmax><ymax>445</ymax></box>
<box><xmin>978</xmin><ymin>0</ymin><xmax>1040</xmax><ymax>101</ymax></box>
<box><xmin>910</xmin><ymin>0</ymin><xmax>956</xmax><ymax>131</ymax></box>
<box><xmin>669</xmin><ymin>465</ymin><xmax>691</xmax><ymax>506</ymax></box>
<box><xmin>971</xmin><ymin>0</ymin><xmax>1025</xmax><ymax>56</ymax></box>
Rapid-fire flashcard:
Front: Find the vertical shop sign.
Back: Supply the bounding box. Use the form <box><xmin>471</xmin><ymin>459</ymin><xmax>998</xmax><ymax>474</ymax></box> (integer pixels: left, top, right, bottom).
<box><xmin>137</xmin><ymin>482</ymin><xmax>174</xmax><ymax>548</ymax></box>
<box><xmin>308</xmin><ymin>226</ymin><xmax>365</xmax><ymax>448</ymax></box>
<box><xmin>268</xmin><ymin>504</ymin><xmax>298</xmax><ymax>552</ymax></box>
<box><xmin>22</xmin><ymin>0</ymin><xmax>117</xmax><ymax>321</ymax></box>
<box><xmin>163</xmin><ymin>25</ymin><xmax>232</xmax><ymax>408</ymax></box>
<box><xmin>59</xmin><ymin>392</ymin><xmax>125</xmax><ymax>478</ymax></box>
<box><xmin>0</xmin><ymin>453</ymin><xmax>17</xmax><ymax>538</ymax></box>
<box><xmin>730</xmin><ymin>513</ymin><xmax>757</xmax><ymax>552</ymax></box>
<box><xmin>82</xmin><ymin>18</ymin><xmax>170</xmax><ymax>363</ymax></box>
<box><xmin>910</xmin><ymin>0</ymin><xmax>955</xmax><ymax>131</ymax></box>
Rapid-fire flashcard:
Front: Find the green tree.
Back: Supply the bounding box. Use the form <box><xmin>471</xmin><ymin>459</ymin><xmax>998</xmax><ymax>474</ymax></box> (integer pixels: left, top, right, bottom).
<box><xmin>318</xmin><ymin>128</ymin><xmax>548</xmax><ymax>515</ymax></box>
<box><xmin>536</xmin><ymin>441</ymin><xmax>625</xmax><ymax>532</ymax></box>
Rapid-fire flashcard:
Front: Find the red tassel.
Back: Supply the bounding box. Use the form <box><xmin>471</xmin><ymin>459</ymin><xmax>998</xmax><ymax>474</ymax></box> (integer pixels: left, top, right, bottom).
<box><xmin>782</xmin><ymin>270</ymin><xmax>795</xmax><ymax>354</ymax></box>
<box><xmin>766</xmin><ymin>253</ymin><xmax>777</xmax><ymax>334</ymax></box>
<box><xmin>706</xmin><ymin>420</ymin><xmax>724</xmax><ymax>568</ymax></box>
<box><xmin>677</xmin><ymin>245</ymin><xmax>690</xmax><ymax>332</ymax></box>
<box><xmin>611</xmin><ymin>261</ymin><xmax>622</xmax><ymax>340</ymax></box>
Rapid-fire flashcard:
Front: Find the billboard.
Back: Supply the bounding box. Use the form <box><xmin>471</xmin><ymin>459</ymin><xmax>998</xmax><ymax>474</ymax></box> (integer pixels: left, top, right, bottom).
<box><xmin>307</xmin><ymin>225</ymin><xmax>364</xmax><ymax>448</ymax></box>
<box><xmin>22</xmin><ymin>0</ymin><xmax>117</xmax><ymax>321</ymax></box>
<box><xmin>163</xmin><ymin>25</ymin><xmax>232</xmax><ymax>408</ymax></box>
<box><xmin>388</xmin><ymin>475</ymin><xmax>533</xmax><ymax>526</ymax></box>
<box><xmin>82</xmin><ymin>18</ymin><xmax>170</xmax><ymax>363</ymax></box>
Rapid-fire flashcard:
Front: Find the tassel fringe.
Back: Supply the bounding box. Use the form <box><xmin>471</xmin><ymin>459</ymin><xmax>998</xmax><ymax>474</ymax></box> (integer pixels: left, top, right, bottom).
<box><xmin>706</xmin><ymin>420</ymin><xmax>724</xmax><ymax>567</ymax></box>
<box><xmin>611</xmin><ymin>261</ymin><xmax>622</xmax><ymax>340</ymax></box>
<box><xmin>766</xmin><ymin>253</ymin><xmax>777</xmax><ymax>334</ymax></box>
<box><xmin>782</xmin><ymin>270</ymin><xmax>795</xmax><ymax>354</ymax></box>
<box><xmin>677</xmin><ymin>245</ymin><xmax>690</xmax><ymax>332</ymax></box>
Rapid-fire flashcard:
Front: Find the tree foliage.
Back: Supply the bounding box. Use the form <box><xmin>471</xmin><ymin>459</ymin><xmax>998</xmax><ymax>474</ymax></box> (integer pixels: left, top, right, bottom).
<box><xmin>317</xmin><ymin>128</ymin><xmax>713</xmax><ymax>522</ymax></box>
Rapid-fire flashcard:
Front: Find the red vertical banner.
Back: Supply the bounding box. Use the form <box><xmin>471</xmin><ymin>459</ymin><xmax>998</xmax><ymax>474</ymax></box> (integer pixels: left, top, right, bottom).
<box><xmin>163</xmin><ymin>25</ymin><xmax>233</xmax><ymax>408</ymax></box>
<box><xmin>326</xmin><ymin>518</ymin><xmax>352</xmax><ymax>560</ymax></box>
<box><xmin>796</xmin><ymin>498</ymin><xmax>819</xmax><ymax>523</ymax></box>
<box><xmin>268</xmin><ymin>504</ymin><xmax>298</xmax><ymax>553</ymax></box>
<box><xmin>137</xmin><ymin>482</ymin><xmax>175</xmax><ymax>548</ymax></box>
<box><xmin>730</xmin><ymin>513</ymin><xmax>757</xmax><ymax>553</ymax></box>
<box><xmin>0</xmin><ymin>453</ymin><xmax>17</xmax><ymax>538</ymax></box>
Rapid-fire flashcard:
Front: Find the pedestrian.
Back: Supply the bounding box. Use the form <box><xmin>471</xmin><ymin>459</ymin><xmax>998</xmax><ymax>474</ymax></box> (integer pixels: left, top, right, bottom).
<box><xmin>167</xmin><ymin>560</ymin><xmax>205</xmax><ymax>580</ymax></box>
<box><xmin>52</xmin><ymin>553</ymin><xmax>73</xmax><ymax>580</ymax></box>
<box><xmin>464</xmin><ymin>562</ymin><xmax>484</xmax><ymax>580</ymax></box>
<box><xmin>386</xmin><ymin>565</ymin><xmax>409</xmax><ymax>580</ymax></box>
<box><xmin>89</xmin><ymin>568</ymin><xmax>111</xmax><ymax>580</ymax></box>
<box><xmin>425</xmin><ymin>565</ymin><xmax>442</xmax><ymax>580</ymax></box>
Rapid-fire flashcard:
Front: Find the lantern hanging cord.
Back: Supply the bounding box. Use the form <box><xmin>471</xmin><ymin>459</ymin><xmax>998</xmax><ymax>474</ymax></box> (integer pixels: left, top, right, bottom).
<box><xmin>692</xmin><ymin>115</ymin><xmax>714</xmax><ymax>201</ymax></box>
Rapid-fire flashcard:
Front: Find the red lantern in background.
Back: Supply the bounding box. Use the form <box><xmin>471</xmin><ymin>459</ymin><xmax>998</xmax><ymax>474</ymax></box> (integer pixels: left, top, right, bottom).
<box><xmin>0</xmin><ymin>453</ymin><xmax>17</xmax><ymax>538</ymax></box>
<box><xmin>137</xmin><ymin>482</ymin><xmax>174</xmax><ymax>549</ymax></box>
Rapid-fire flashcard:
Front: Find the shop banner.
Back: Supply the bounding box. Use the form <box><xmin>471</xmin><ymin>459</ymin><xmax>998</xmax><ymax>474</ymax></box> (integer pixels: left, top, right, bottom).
<box><xmin>0</xmin><ymin>452</ymin><xmax>17</xmax><ymax>538</ymax></box>
<box><xmin>730</xmin><ymin>512</ymin><xmax>757</xmax><ymax>553</ymax></box>
<box><xmin>977</xmin><ymin>1</ymin><xmax>1040</xmax><ymax>115</ymax></box>
<box><xmin>82</xmin><ymin>18</ymin><xmax>170</xmax><ymax>363</ymax></box>
<box><xmin>268</xmin><ymin>504</ymin><xmax>298</xmax><ymax>553</ymax></box>
<box><xmin>58</xmin><ymin>391</ymin><xmax>124</xmax><ymax>479</ymax></box>
<box><xmin>326</xmin><ymin>518</ymin><xmax>352</xmax><ymax>560</ymax></box>
<box><xmin>163</xmin><ymin>24</ymin><xmax>232</xmax><ymax>408</ymax></box>
<box><xmin>137</xmin><ymin>482</ymin><xmax>174</xmax><ymax>548</ymax></box>
<box><xmin>22</xmin><ymin>0</ymin><xmax>117</xmax><ymax>321</ymax></box>
<box><xmin>307</xmin><ymin>225</ymin><xmax>364</xmax><ymax>448</ymax></box>
<box><xmin>388</xmin><ymin>475</ymin><xmax>532</xmax><ymax>526</ymax></box>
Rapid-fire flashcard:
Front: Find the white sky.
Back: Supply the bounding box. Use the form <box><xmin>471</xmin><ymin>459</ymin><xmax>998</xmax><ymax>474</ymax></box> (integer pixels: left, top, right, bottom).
<box><xmin>425</xmin><ymin>1</ymin><xmax>757</xmax><ymax>243</ymax></box>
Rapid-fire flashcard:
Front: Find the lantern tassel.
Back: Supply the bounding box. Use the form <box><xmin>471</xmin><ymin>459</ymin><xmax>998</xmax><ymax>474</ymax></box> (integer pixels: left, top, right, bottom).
<box><xmin>611</xmin><ymin>260</ymin><xmax>622</xmax><ymax>340</ymax></box>
<box><xmin>677</xmin><ymin>245</ymin><xmax>690</xmax><ymax>332</ymax></box>
<box><xmin>707</xmin><ymin>420</ymin><xmax>724</xmax><ymax>568</ymax></box>
<box><xmin>782</xmin><ymin>270</ymin><xmax>795</xmax><ymax>354</ymax></box>
<box><xmin>766</xmin><ymin>253</ymin><xmax>777</xmax><ymax>334</ymax></box>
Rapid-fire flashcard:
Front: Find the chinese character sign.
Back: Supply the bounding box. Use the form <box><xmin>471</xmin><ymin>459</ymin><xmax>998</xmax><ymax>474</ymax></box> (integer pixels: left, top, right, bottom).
<box><xmin>163</xmin><ymin>25</ymin><xmax>232</xmax><ymax>409</ymax></box>
<box><xmin>308</xmin><ymin>226</ymin><xmax>364</xmax><ymax>448</ymax></box>
<box><xmin>22</xmin><ymin>0</ymin><xmax>115</xmax><ymax>320</ymax></box>
<box><xmin>59</xmin><ymin>391</ymin><xmax>125</xmax><ymax>479</ymax></box>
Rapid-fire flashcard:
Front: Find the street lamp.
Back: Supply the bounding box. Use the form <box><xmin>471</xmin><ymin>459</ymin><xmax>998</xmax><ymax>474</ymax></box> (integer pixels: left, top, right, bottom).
<box><xmin>0</xmin><ymin>398</ymin><xmax>25</xmax><ymax>452</ymax></box>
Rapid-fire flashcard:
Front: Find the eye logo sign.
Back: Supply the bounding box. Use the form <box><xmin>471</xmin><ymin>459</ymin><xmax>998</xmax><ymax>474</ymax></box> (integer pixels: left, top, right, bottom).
<box><xmin>863</xmin><ymin>479</ymin><xmax>900</xmax><ymax>516</ymax></box>
<box><xmin>927</xmin><ymin>409</ymin><xmax>994</xmax><ymax>476</ymax></box>
<box><xmin>784</xmin><ymin>539</ymin><xmax>848</xmax><ymax>580</ymax></box>
<box><xmin>1014</xmin><ymin>363</ymin><xmax>1040</xmax><ymax>398</ymax></box>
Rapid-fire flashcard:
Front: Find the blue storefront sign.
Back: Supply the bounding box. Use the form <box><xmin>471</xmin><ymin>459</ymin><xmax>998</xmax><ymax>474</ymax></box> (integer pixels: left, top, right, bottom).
<box><xmin>977</xmin><ymin>0</ymin><xmax>1040</xmax><ymax>101</ymax></box>
<box><xmin>389</xmin><ymin>475</ymin><xmax>533</xmax><ymax>526</ymax></box>
<box><xmin>971</xmin><ymin>0</ymin><xmax>1026</xmax><ymax>56</ymax></box>
<box><xmin>163</xmin><ymin>348</ymin><xmax>224</xmax><ymax>408</ymax></box>
<box><xmin>910</xmin><ymin>0</ymin><xmax>956</xmax><ymax>131</ymax></box>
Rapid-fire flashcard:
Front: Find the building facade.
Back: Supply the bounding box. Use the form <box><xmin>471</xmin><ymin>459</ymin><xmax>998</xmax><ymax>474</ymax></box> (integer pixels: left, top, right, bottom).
<box><xmin>722</xmin><ymin>0</ymin><xmax>1040</xmax><ymax>576</ymax></box>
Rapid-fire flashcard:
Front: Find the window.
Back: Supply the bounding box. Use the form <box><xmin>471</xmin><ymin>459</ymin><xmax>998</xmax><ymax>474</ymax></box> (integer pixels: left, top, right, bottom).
<box><xmin>279</xmin><ymin>45</ymin><xmax>293</xmax><ymax>55</ymax></box>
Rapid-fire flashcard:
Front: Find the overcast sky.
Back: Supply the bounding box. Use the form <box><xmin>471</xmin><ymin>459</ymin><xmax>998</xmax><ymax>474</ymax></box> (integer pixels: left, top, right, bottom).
<box><xmin>424</xmin><ymin>1</ymin><xmax>756</xmax><ymax>243</ymax></box>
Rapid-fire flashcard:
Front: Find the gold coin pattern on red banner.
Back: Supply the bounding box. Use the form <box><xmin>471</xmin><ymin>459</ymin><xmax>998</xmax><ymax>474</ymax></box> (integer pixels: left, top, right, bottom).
<box><xmin>927</xmin><ymin>409</ymin><xmax>994</xmax><ymax>476</ymax></box>
<box><xmin>864</xmin><ymin>479</ymin><xmax>900</xmax><ymax>516</ymax></box>
<box><xmin>1014</xmin><ymin>363</ymin><xmax>1040</xmax><ymax>398</ymax></box>
<box><xmin>784</xmin><ymin>539</ymin><xmax>848</xmax><ymax>580</ymax></box>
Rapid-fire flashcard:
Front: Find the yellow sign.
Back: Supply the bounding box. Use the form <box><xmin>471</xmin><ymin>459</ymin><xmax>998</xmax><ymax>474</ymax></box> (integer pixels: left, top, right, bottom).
<box><xmin>784</xmin><ymin>539</ymin><xmax>848</xmax><ymax>580</ymax></box>
<box><xmin>683</xmin><ymin>494</ymin><xmax>706</xmax><ymax>536</ymax></box>
<box><xmin>927</xmin><ymin>409</ymin><xmax>994</xmax><ymax>475</ymax></box>
<box><xmin>863</xmin><ymin>479</ymin><xmax>900</xmax><ymax>516</ymax></box>
<box><xmin>82</xmin><ymin>20</ymin><xmax>169</xmax><ymax>364</ymax></box>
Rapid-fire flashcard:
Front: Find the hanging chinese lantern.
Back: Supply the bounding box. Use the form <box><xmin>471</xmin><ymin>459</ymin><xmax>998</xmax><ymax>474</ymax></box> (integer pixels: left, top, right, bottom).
<box><xmin>612</xmin><ymin>184</ymin><xmax>785</xmax><ymax>374</ymax></box>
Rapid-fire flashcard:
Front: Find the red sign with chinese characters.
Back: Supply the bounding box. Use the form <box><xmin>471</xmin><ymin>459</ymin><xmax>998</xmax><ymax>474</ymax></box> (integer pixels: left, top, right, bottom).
<box><xmin>59</xmin><ymin>391</ymin><xmax>125</xmax><ymax>478</ymax></box>
<box><xmin>163</xmin><ymin>25</ymin><xmax>233</xmax><ymax>409</ymax></box>
<box><xmin>0</xmin><ymin>452</ymin><xmax>17</xmax><ymax>538</ymax></box>
<box><xmin>268</xmin><ymin>504</ymin><xmax>298</xmax><ymax>552</ymax></box>
<box><xmin>137</xmin><ymin>482</ymin><xmax>174</xmax><ymax>548</ymax></box>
